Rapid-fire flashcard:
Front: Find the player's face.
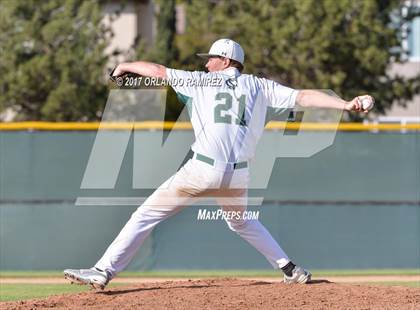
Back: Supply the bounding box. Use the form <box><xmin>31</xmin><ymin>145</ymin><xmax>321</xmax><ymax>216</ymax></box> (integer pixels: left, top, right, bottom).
<box><xmin>205</xmin><ymin>56</ymin><xmax>228</xmax><ymax>72</ymax></box>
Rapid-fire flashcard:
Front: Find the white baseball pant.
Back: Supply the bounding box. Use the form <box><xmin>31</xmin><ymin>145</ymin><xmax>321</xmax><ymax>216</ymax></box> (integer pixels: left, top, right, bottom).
<box><xmin>95</xmin><ymin>158</ymin><xmax>290</xmax><ymax>277</ymax></box>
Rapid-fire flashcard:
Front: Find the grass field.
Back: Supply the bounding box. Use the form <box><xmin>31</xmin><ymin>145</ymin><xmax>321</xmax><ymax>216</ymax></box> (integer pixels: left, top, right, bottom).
<box><xmin>1</xmin><ymin>268</ymin><xmax>419</xmax><ymax>278</ymax></box>
<box><xmin>0</xmin><ymin>283</ymin><xmax>127</xmax><ymax>302</ymax></box>
<box><xmin>1</xmin><ymin>269</ymin><xmax>419</xmax><ymax>302</ymax></box>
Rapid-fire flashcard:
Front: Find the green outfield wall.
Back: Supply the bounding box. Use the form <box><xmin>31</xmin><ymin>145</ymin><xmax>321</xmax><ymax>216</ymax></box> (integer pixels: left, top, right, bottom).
<box><xmin>0</xmin><ymin>131</ymin><xmax>419</xmax><ymax>270</ymax></box>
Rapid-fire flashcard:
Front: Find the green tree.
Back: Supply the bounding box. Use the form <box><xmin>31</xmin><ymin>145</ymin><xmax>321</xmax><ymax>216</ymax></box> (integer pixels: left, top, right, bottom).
<box><xmin>153</xmin><ymin>0</ymin><xmax>178</xmax><ymax>65</ymax></box>
<box><xmin>0</xmin><ymin>0</ymin><xmax>113</xmax><ymax>121</ymax></box>
<box><xmin>177</xmin><ymin>0</ymin><xmax>420</xmax><ymax>118</ymax></box>
<box><xmin>133</xmin><ymin>0</ymin><xmax>182</xmax><ymax>121</ymax></box>
<box><xmin>134</xmin><ymin>0</ymin><xmax>178</xmax><ymax>65</ymax></box>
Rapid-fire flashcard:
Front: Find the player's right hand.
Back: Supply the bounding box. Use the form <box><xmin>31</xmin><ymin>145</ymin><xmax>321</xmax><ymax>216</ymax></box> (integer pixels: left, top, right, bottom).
<box><xmin>345</xmin><ymin>97</ymin><xmax>362</xmax><ymax>112</ymax></box>
<box><xmin>345</xmin><ymin>95</ymin><xmax>374</xmax><ymax>113</ymax></box>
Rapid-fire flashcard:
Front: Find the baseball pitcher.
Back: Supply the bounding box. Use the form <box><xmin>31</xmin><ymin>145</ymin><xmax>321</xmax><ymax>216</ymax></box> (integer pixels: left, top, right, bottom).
<box><xmin>64</xmin><ymin>39</ymin><xmax>374</xmax><ymax>289</ymax></box>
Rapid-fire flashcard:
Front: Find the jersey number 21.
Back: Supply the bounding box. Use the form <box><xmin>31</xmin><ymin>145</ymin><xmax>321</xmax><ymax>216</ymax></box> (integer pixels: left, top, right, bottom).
<box><xmin>214</xmin><ymin>92</ymin><xmax>247</xmax><ymax>126</ymax></box>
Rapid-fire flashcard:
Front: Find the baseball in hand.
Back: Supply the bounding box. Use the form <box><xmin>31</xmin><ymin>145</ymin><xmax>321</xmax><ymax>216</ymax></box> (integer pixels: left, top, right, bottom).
<box><xmin>360</xmin><ymin>97</ymin><xmax>374</xmax><ymax>111</ymax></box>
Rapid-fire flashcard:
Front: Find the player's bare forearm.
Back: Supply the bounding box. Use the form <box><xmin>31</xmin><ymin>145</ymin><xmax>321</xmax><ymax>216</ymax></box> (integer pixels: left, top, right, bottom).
<box><xmin>296</xmin><ymin>90</ymin><xmax>374</xmax><ymax>113</ymax></box>
<box><xmin>297</xmin><ymin>90</ymin><xmax>346</xmax><ymax>109</ymax></box>
<box><xmin>112</xmin><ymin>61</ymin><xmax>167</xmax><ymax>79</ymax></box>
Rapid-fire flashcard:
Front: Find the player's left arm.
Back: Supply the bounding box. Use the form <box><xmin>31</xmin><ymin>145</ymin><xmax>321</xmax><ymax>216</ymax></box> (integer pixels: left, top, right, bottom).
<box><xmin>111</xmin><ymin>61</ymin><xmax>167</xmax><ymax>79</ymax></box>
<box><xmin>296</xmin><ymin>89</ymin><xmax>374</xmax><ymax>113</ymax></box>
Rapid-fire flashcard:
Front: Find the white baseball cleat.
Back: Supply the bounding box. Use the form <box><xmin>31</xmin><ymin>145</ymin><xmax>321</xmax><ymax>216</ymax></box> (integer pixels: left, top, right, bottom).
<box><xmin>283</xmin><ymin>266</ymin><xmax>312</xmax><ymax>284</ymax></box>
<box><xmin>64</xmin><ymin>268</ymin><xmax>110</xmax><ymax>290</ymax></box>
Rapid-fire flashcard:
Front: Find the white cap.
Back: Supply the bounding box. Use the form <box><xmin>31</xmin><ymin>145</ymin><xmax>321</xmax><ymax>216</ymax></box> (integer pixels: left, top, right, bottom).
<box><xmin>197</xmin><ymin>39</ymin><xmax>245</xmax><ymax>65</ymax></box>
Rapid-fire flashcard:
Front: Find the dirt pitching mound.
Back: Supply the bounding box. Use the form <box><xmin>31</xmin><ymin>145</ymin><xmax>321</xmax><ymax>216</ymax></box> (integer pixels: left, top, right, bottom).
<box><xmin>2</xmin><ymin>278</ymin><xmax>419</xmax><ymax>310</ymax></box>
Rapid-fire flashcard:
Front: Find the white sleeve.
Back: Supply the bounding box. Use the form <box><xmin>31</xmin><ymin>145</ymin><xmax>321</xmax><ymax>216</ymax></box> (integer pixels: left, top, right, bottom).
<box><xmin>166</xmin><ymin>68</ymin><xmax>204</xmax><ymax>98</ymax></box>
<box><xmin>259</xmin><ymin>78</ymin><xmax>298</xmax><ymax>109</ymax></box>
